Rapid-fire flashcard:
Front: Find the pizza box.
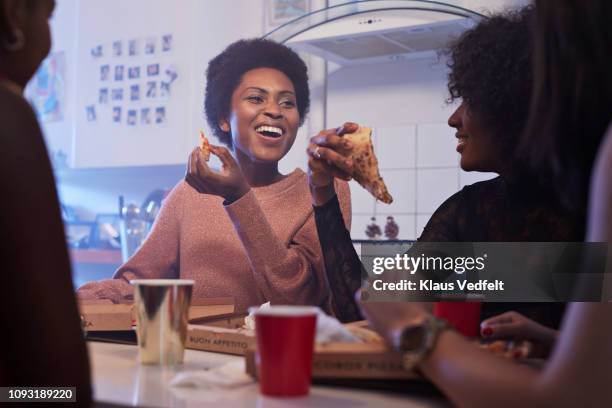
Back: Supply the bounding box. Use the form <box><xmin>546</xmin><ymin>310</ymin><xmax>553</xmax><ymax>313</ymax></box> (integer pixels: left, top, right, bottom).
<box><xmin>244</xmin><ymin>323</ymin><xmax>420</xmax><ymax>381</ymax></box>
<box><xmin>186</xmin><ymin>313</ymin><xmax>255</xmax><ymax>355</ymax></box>
<box><xmin>79</xmin><ymin>297</ymin><xmax>235</xmax><ymax>332</ymax></box>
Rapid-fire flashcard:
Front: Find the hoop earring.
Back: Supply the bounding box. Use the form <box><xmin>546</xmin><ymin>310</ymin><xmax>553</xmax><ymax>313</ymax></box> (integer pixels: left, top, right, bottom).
<box><xmin>3</xmin><ymin>29</ymin><xmax>25</xmax><ymax>52</ymax></box>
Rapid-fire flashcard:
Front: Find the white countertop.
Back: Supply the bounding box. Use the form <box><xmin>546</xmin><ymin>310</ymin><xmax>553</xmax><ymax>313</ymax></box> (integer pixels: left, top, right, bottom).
<box><xmin>88</xmin><ymin>341</ymin><xmax>449</xmax><ymax>408</ymax></box>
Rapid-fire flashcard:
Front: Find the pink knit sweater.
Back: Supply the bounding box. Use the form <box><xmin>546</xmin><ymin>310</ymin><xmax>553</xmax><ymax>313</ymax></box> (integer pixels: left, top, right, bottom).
<box><xmin>78</xmin><ymin>169</ymin><xmax>351</xmax><ymax>313</ymax></box>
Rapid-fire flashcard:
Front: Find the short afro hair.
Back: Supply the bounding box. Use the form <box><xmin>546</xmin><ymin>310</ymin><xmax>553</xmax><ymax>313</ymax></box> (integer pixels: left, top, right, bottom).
<box><xmin>204</xmin><ymin>38</ymin><xmax>310</xmax><ymax>147</ymax></box>
<box><xmin>446</xmin><ymin>6</ymin><xmax>533</xmax><ymax>156</ymax></box>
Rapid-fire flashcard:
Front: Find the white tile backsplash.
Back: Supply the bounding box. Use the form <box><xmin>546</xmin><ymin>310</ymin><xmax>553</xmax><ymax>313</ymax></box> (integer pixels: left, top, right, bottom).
<box><xmin>416</xmin><ymin>123</ymin><xmax>459</xmax><ymax>168</ymax></box>
<box><xmin>374</xmin><ymin>125</ymin><xmax>416</xmax><ymax>169</ymax></box>
<box><xmin>349</xmin><ymin>180</ymin><xmax>377</xmax><ymax>214</ymax></box>
<box><xmin>416</xmin><ymin>214</ymin><xmax>433</xmax><ymax>239</ymax></box>
<box><xmin>416</xmin><ymin>168</ymin><xmax>459</xmax><ymax>213</ymax></box>
<box><xmin>379</xmin><ymin>169</ymin><xmax>416</xmax><ymax>214</ymax></box>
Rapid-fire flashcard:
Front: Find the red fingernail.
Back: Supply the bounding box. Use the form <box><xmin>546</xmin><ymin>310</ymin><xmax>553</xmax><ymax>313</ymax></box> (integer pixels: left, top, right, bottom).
<box><xmin>483</xmin><ymin>327</ymin><xmax>493</xmax><ymax>336</ymax></box>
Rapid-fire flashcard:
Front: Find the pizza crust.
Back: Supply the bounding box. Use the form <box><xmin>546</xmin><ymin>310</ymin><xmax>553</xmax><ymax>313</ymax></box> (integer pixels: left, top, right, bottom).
<box><xmin>199</xmin><ymin>130</ymin><xmax>211</xmax><ymax>162</ymax></box>
<box><xmin>344</xmin><ymin>126</ymin><xmax>393</xmax><ymax>204</ymax></box>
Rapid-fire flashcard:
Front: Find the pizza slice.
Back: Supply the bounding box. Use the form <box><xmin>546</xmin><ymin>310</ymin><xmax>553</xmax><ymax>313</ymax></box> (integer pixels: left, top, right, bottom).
<box><xmin>199</xmin><ymin>130</ymin><xmax>211</xmax><ymax>162</ymax></box>
<box><xmin>344</xmin><ymin>126</ymin><xmax>393</xmax><ymax>204</ymax></box>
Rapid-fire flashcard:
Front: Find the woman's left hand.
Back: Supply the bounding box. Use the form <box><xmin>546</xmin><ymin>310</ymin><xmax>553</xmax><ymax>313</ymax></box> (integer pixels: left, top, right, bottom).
<box><xmin>185</xmin><ymin>144</ymin><xmax>250</xmax><ymax>203</ymax></box>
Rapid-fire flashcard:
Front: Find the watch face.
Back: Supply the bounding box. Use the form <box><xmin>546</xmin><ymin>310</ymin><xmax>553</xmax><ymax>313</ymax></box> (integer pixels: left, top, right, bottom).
<box><xmin>400</xmin><ymin>325</ymin><xmax>427</xmax><ymax>352</ymax></box>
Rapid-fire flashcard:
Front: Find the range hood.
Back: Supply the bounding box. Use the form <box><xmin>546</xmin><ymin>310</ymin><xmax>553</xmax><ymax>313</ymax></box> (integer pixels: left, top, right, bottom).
<box><xmin>264</xmin><ymin>1</ymin><xmax>484</xmax><ymax>66</ymax></box>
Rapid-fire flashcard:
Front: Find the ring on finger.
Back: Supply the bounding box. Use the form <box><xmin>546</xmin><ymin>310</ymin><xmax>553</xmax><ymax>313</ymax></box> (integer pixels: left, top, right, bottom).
<box><xmin>313</xmin><ymin>146</ymin><xmax>322</xmax><ymax>159</ymax></box>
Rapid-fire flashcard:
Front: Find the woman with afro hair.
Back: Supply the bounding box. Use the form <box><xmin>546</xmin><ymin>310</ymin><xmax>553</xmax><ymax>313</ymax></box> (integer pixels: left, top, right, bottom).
<box><xmin>79</xmin><ymin>38</ymin><xmax>351</xmax><ymax>315</ymax></box>
<box><xmin>308</xmin><ymin>6</ymin><xmax>581</xmax><ymax>329</ymax></box>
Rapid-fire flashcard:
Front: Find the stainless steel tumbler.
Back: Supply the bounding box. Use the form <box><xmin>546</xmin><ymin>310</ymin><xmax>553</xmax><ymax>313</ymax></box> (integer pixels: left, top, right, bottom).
<box><xmin>131</xmin><ymin>279</ymin><xmax>194</xmax><ymax>365</ymax></box>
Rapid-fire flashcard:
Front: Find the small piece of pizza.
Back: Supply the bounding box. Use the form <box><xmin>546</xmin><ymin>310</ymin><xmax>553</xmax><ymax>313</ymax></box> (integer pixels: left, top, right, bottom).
<box><xmin>344</xmin><ymin>126</ymin><xmax>393</xmax><ymax>204</ymax></box>
<box><xmin>199</xmin><ymin>130</ymin><xmax>211</xmax><ymax>162</ymax></box>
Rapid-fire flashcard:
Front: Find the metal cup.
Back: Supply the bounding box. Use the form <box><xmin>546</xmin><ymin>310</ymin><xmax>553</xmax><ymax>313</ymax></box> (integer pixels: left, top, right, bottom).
<box><xmin>130</xmin><ymin>279</ymin><xmax>194</xmax><ymax>365</ymax></box>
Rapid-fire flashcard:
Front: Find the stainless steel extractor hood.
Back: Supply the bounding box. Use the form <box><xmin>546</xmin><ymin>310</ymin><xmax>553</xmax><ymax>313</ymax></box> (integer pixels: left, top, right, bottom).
<box><xmin>264</xmin><ymin>0</ymin><xmax>484</xmax><ymax>65</ymax></box>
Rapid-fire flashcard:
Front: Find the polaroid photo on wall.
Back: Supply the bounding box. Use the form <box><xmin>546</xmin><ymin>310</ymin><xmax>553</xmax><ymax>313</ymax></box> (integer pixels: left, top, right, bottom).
<box><xmin>100</xmin><ymin>65</ymin><xmax>110</xmax><ymax>81</ymax></box>
<box><xmin>155</xmin><ymin>106</ymin><xmax>166</xmax><ymax>124</ymax></box>
<box><xmin>129</xmin><ymin>39</ymin><xmax>138</xmax><ymax>56</ymax></box>
<box><xmin>86</xmin><ymin>105</ymin><xmax>96</xmax><ymax>122</ymax></box>
<box><xmin>112</xmin><ymin>106</ymin><xmax>121</xmax><ymax>123</ymax></box>
<box><xmin>162</xmin><ymin>34</ymin><xmax>172</xmax><ymax>52</ymax></box>
<box><xmin>114</xmin><ymin>65</ymin><xmax>124</xmax><ymax>81</ymax></box>
<box><xmin>111</xmin><ymin>88</ymin><xmax>123</xmax><ymax>101</ymax></box>
<box><xmin>140</xmin><ymin>108</ymin><xmax>151</xmax><ymax>125</ymax></box>
<box><xmin>130</xmin><ymin>84</ymin><xmax>140</xmax><ymax>101</ymax></box>
<box><xmin>165</xmin><ymin>66</ymin><xmax>178</xmax><ymax>84</ymax></box>
<box><xmin>91</xmin><ymin>45</ymin><xmax>103</xmax><ymax>58</ymax></box>
<box><xmin>128</xmin><ymin>66</ymin><xmax>141</xmax><ymax>80</ymax></box>
<box><xmin>146</xmin><ymin>81</ymin><xmax>156</xmax><ymax>98</ymax></box>
<box><xmin>147</xmin><ymin>63</ymin><xmax>160</xmax><ymax>77</ymax></box>
<box><xmin>144</xmin><ymin>37</ymin><xmax>156</xmax><ymax>55</ymax></box>
<box><xmin>160</xmin><ymin>81</ymin><xmax>170</xmax><ymax>98</ymax></box>
<box><xmin>113</xmin><ymin>41</ymin><xmax>122</xmax><ymax>57</ymax></box>
<box><xmin>99</xmin><ymin>88</ymin><xmax>109</xmax><ymax>104</ymax></box>
<box><xmin>127</xmin><ymin>109</ymin><xmax>137</xmax><ymax>126</ymax></box>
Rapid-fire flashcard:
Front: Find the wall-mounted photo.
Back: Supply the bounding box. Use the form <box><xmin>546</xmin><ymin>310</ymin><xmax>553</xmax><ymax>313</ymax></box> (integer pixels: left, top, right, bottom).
<box><xmin>112</xmin><ymin>40</ymin><xmax>122</xmax><ymax>57</ymax></box>
<box><xmin>128</xmin><ymin>39</ymin><xmax>139</xmax><ymax>56</ymax></box>
<box><xmin>100</xmin><ymin>64</ymin><xmax>110</xmax><ymax>81</ymax></box>
<box><xmin>114</xmin><ymin>65</ymin><xmax>124</xmax><ymax>81</ymax></box>
<box><xmin>130</xmin><ymin>84</ymin><xmax>140</xmax><ymax>101</ymax></box>
<box><xmin>111</xmin><ymin>88</ymin><xmax>123</xmax><ymax>101</ymax></box>
<box><xmin>147</xmin><ymin>63</ymin><xmax>159</xmax><ymax>77</ymax></box>
<box><xmin>267</xmin><ymin>0</ymin><xmax>309</xmax><ymax>27</ymax></box>
<box><xmin>128</xmin><ymin>66</ymin><xmax>140</xmax><ymax>79</ymax></box>
<box><xmin>112</xmin><ymin>106</ymin><xmax>121</xmax><ymax>123</ymax></box>
<box><xmin>25</xmin><ymin>52</ymin><xmax>65</xmax><ymax>123</ymax></box>
<box><xmin>127</xmin><ymin>109</ymin><xmax>137</xmax><ymax>126</ymax></box>
<box><xmin>98</xmin><ymin>88</ymin><xmax>108</xmax><ymax>104</ymax></box>
<box><xmin>161</xmin><ymin>34</ymin><xmax>172</xmax><ymax>52</ymax></box>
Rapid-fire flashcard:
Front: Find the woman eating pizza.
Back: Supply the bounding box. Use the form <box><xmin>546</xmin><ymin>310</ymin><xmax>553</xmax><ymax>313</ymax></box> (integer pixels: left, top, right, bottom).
<box><xmin>308</xmin><ymin>7</ymin><xmax>579</xmax><ymax>332</ymax></box>
<box><xmin>78</xmin><ymin>38</ymin><xmax>351</xmax><ymax>314</ymax></box>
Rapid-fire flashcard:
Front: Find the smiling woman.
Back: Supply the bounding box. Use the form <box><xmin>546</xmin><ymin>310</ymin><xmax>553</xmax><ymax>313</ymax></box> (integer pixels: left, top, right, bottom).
<box><xmin>78</xmin><ymin>38</ymin><xmax>352</xmax><ymax>317</ymax></box>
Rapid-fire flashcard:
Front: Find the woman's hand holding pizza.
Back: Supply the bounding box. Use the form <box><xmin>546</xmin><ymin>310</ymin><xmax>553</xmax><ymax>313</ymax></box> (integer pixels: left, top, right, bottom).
<box><xmin>307</xmin><ymin>122</ymin><xmax>357</xmax><ymax>205</ymax></box>
<box><xmin>185</xmin><ymin>144</ymin><xmax>251</xmax><ymax>203</ymax></box>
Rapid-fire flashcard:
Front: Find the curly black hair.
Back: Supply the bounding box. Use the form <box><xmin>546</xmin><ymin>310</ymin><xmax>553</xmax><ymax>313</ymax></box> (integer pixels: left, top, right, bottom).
<box><xmin>446</xmin><ymin>6</ymin><xmax>534</xmax><ymax>157</ymax></box>
<box><xmin>204</xmin><ymin>38</ymin><xmax>310</xmax><ymax>148</ymax></box>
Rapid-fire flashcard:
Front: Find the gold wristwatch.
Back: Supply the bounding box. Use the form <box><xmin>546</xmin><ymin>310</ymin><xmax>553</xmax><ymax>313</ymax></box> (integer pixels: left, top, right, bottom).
<box><xmin>394</xmin><ymin>315</ymin><xmax>450</xmax><ymax>371</ymax></box>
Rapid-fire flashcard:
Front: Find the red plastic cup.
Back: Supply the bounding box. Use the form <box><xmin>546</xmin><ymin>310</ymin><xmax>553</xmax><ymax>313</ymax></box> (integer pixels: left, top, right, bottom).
<box><xmin>252</xmin><ymin>306</ymin><xmax>318</xmax><ymax>397</ymax></box>
<box><xmin>434</xmin><ymin>301</ymin><xmax>481</xmax><ymax>337</ymax></box>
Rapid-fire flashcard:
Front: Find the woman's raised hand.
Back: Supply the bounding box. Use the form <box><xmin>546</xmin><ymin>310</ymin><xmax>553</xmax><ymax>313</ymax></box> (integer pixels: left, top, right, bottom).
<box><xmin>185</xmin><ymin>144</ymin><xmax>250</xmax><ymax>203</ymax></box>
<box><xmin>307</xmin><ymin>122</ymin><xmax>357</xmax><ymax>205</ymax></box>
